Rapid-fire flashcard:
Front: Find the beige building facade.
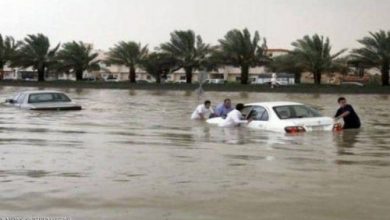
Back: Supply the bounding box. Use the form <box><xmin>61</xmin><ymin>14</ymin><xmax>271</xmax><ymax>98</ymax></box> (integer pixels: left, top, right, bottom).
<box><xmin>1</xmin><ymin>48</ymin><xmax>292</xmax><ymax>82</ymax></box>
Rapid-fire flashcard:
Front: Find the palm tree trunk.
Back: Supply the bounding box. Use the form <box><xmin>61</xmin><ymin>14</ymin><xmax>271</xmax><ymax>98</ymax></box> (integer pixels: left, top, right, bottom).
<box><xmin>241</xmin><ymin>65</ymin><xmax>249</xmax><ymax>84</ymax></box>
<box><xmin>38</xmin><ymin>65</ymin><xmax>45</xmax><ymax>82</ymax></box>
<box><xmin>381</xmin><ymin>61</ymin><xmax>389</xmax><ymax>86</ymax></box>
<box><xmin>129</xmin><ymin>66</ymin><xmax>136</xmax><ymax>83</ymax></box>
<box><xmin>0</xmin><ymin>65</ymin><xmax>4</xmax><ymax>80</ymax></box>
<box><xmin>294</xmin><ymin>72</ymin><xmax>301</xmax><ymax>84</ymax></box>
<box><xmin>76</xmin><ymin>69</ymin><xmax>83</xmax><ymax>81</ymax></box>
<box><xmin>314</xmin><ymin>71</ymin><xmax>321</xmax><ymax>85</ymax></box>
<box><xmin>185</xmin><ymin>67</ymin><xmax>192</xmax><ymax>84</ymax></box>
<box><xmin>156</xmin><ymin>71</ymin><xmax>161</xmax><ymax>84</ymax></box>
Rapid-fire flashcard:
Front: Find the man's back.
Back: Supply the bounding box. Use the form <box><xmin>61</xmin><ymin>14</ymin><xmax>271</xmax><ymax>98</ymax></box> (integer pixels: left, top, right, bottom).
<box><xmin>220</xmin><ymin>109</ymin><xmax>247</xmax><ymax>127</ymax></box>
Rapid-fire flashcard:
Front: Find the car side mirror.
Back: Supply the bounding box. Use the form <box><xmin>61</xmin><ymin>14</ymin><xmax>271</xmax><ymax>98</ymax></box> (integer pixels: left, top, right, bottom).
<box><xmin>5</xmin><ymin>99</ymin><xmax>16</xmax><ymax>104</ymax></box>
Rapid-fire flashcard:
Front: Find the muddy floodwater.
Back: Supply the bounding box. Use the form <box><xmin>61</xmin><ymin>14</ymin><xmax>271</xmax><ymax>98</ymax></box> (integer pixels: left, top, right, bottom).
<box><xmin>0</xmin><ymin>86</ymin><xmax>390</xmax><ymax>220</ymax></box>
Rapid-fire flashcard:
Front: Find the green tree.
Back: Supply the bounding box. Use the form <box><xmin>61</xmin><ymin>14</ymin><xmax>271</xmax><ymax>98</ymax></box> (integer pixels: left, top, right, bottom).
<box><xmin>291</xmin><ymin>34</ymin><xmax>346</xmax><ymax>85</ymax></box>
<box><xmin>106</xmin><ymin>41</ymin><xmax>148</xmax><ymax>83</ymax></box>
<box><xmin>160</xmin><ymin>30</ymin><xmax>211</xmax><ymax>84</ymax></box>
<box><xmin>217</xmin><ymin>28</ymin><xmax>268</xmax><ymax>84</ymax></box>
<box><xmin>352</xmin><ymin>30</ymin><xmax>390</xmax><ymax>86</ymax></box>
<box><xmin>140</xmin><ymin>52</ymin><xmax>178</xmax><ymax>84</ymax></box>
<box><xmin>11</xmin><ymin>34</ymin><xmax>59</xmax><ymax>82</ymax></box>
<box><xmin>56</xmin><ymin>41</ymin><xmax>100</xmax><ymax>81</ymax></box>
<box><xmin>0</xmin><ymin>34</ymin><xmax>19</xmax><ymax>80</ymax></box>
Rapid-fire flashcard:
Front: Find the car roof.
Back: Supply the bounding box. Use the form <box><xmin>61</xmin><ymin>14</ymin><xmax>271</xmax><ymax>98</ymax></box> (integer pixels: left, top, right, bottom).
<box><xmin>245</xmin><ymin>101</ymin><xmax>304</xmax><ymax>108</ymax></box>
<box><xmin>19</xmin><ymin>90</ymin><xmax>66</xmax><ymax>95</ymax></box>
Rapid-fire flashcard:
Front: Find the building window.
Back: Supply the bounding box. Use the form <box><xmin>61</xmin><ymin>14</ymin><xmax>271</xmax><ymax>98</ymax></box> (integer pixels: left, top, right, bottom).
<box><xmin>146</xmin><ymin>75</ymin><xmax>151</xmax><ymax>80</ymax></box>
<box><xmin>235</xmin><ymin>77</ymin><xmax>241</xmax><ymax>82</ymax></box>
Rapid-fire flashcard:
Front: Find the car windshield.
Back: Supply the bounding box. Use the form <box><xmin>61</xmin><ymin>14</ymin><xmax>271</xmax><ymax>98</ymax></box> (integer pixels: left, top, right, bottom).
<box><xmin>28</xmin><ymin>93</ymin><xmax>71</xmax><ymax>103</ymax></box>
<box><xmin>273</xmin><ymin>105</ymin><xmax>322</xmax><ymax>119</ymax></box>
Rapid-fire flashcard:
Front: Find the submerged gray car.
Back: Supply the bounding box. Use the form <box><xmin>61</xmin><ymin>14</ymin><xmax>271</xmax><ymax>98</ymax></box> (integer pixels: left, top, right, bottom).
<box><xmin>5</xmin><ymin>90</ymin><xmax>82</xmax><ymax>110</ymax></box>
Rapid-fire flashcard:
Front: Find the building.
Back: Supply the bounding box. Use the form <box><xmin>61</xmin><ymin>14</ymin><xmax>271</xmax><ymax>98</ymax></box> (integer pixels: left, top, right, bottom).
<box><xmin>93</xmin><ymin>50</ymin><xmax>154</xmax><ymax>82</ymax></box>
<box><xmin>266</xmin><ymin>48</ymin><xmax>290</xmax><ymax>58</ymax></box>
<box><xmin>67</xmin><ymin>48</ymin><xmax>292</xmax><ymax>83</ymax></box>
<box><xmin>1</xmin><ymin>48</ymin><xmax>292</xmax><ymax>83</ymax></box>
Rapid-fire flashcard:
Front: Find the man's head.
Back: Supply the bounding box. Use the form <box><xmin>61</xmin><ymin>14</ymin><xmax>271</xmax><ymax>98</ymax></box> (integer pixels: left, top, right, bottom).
<box><xmin>223</xmin><ymin>98</ymin><xmax>231</xmax><ymax>108</ymax></box>
<box><xmin>337</xmin><ymin>97</ymin><xmax>347</xmax><ymax>107</ymax></box>
<box><xmin>236</xmin><ymin>103</ymin><xmax>245</xmax><ymax>111</ymax></box>
<box><xmin>204</xmin><ymin>100</ymin><xmax>211</xmax><ymax>108</ymax></box>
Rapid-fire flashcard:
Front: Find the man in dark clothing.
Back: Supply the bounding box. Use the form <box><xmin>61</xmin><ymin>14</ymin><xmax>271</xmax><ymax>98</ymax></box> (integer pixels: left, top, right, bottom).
<box><xmin>334</xmin><ymin>97</ymin><xmax>361</xmax><ymax>129</ymax></box>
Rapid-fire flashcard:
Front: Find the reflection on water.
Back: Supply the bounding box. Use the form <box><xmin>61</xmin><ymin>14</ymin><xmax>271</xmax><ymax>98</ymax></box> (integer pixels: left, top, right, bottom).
<box><xmin>0</xmin><ymin>86</ymin><xmax>390</xmax><ymax>220</ymax></box>
<box><xmin>334</xmin><ymin>129</ymin><xmax>361</xmax><ymax>149</ymax></box>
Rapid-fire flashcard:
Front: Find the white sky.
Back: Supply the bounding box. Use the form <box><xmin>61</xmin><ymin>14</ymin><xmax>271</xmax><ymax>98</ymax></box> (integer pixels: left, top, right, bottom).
<box><xmin>1</xmin><ymin>0</ymin><xmax>389</xmax><ymax>52</ymax></box>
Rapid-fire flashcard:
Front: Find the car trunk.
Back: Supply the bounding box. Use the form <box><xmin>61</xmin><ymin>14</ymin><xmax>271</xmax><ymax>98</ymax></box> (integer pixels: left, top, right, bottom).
<box><xmin>287</xmin><ymin>117</ymin><xmax>334</xmax><ymax>131</ymax></box>
<box><xmin>29</xmin><ymin>102</ymin><xmax>82</xmax><ymax>111</ymax></box>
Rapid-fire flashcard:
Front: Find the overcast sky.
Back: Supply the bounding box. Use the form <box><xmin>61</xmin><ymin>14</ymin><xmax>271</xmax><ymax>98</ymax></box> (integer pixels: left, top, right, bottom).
<box><xmin>1</xmin><ymin>0</ymin><xmax>389</xmax><ymax>51</ymax></box>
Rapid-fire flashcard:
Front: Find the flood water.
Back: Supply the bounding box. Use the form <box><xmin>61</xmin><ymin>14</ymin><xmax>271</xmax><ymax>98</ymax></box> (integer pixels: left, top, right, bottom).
<box><xmin>0</xmin><ymin>86</ymin><xmax>390</xmax><ymax>220</ymax></box>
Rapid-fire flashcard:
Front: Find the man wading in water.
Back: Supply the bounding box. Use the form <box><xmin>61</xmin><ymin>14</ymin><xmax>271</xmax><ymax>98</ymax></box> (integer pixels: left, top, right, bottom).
<box><xmin>334</xmin><ymin>97</ymin><xmax>361</xmax><ymax>129</ymax></box>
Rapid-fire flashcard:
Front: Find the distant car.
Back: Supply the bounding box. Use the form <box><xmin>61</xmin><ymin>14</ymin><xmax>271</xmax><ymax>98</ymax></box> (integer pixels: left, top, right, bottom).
<box><xmin>207</xmin><ymin>101</ymin><xmax>337</xmax><ymax>133</ymax></box>
<box><xmin>83</xmin><ymin>76</ymin><xmax>97</xmax><ymax>81</ymax></box>
<box><xmin>205</xmin><ymin>79</ymin><xmax>225</xmax><ymax>84</ymax></box>
<box><xmin>103</xmin><ymin>75</ymin><xmax>119</xmax><ymax>82</ymax></box>
<box><xmin>4</xmin><ymin>91</ymin><xmax>82</xmax><ymax>110</ymax></box>
<box><xmin>176</xmin><ymin>79</ymin><xmax>187</xmax><ymax>84</ymax></box>
<box><xmin>251</xmin><ymin>79</ymin><xmax>286</xmax><ymax>85</ymax></box>
<box><xmin>340</xmin><ymin>82</ymin><xmax>364</xmax><ymax>87</ymax></box>
<box><xmin>137</xmin><ymin>79</ymin><xmax>154</xmax><ymax>84</ymax></box>
<box><xmin>22</xmin><ymin>77</ymin><xmax>35</xmax><ymax>81</ymax></box>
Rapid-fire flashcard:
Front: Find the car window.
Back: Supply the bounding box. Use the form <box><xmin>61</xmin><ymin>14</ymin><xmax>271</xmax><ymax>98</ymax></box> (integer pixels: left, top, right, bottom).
<box><xmin>273</xmin><ymin>105</ymin><xmax>322</xmax><ymax>119</ymax></box>
<box><xmin>53</xmin><ymin>93</ymin><xmax>71</xmax><ymax>101</ymax></box>
<box><xmin>241</xmin><ymin>106</ymin><xmax>253</xmax><ymax>119</ymax></box>
<box><xmin>250</xmin><ymin>106</ymin><xmax>269</xmax><ymax>121</ymax></box>
<box><xmin>16</xmin><ymin>93</ymin><xmax>26</xmax><ymax>104</ymax></box>
<box><xmin>260</xmin><ymin>109</ymin><xmax>269</xmax><ymax>121</ymax></box>
<box><xmin>28</xmin><ymin>93</ymin><xmax>71</xmax><ymax>103</ymax></box>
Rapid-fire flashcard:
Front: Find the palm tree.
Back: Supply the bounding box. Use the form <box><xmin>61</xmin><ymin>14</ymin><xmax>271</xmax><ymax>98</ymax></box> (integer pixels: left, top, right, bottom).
<box><xmin>291</xmin><ymin>34</ymin><xmax>346</xmax><ymax>85</ymax></box>
<box><xmin>160</xmin><ymin>30</ymin><xmax>211</xmax><ymax>84</ymax></box>
<box><xmin>106</xmin><ymin>41</ymin><xmax>148</xmax><ymax>83</ymax></box>
<box><xmin>56</xmin><ymin>41</ymin><xmax>100</xmax><ymax>81</ymax></box>
<box><xmin>352</xmin><ymin>30</ymin><xmax>390</xmax><ymax>86</ymax></box>
<box><xmin>11</xmin><ymin>34</ymin><xmax>59</xmax><ymax>82</ymax></box>
<box><xmin>217</xmin><ymin>28</ymin><xmax>268</xmax><ymax>84</ymax></box>
<box><xmin>0</xmin><ymin>34</ymin><xmax>19</xmax><ymax>80</ymax></box>
<box><xmin>140</xmin><ymin>52</ymin><xmax>178</xmax><ymax>83</ymax></box>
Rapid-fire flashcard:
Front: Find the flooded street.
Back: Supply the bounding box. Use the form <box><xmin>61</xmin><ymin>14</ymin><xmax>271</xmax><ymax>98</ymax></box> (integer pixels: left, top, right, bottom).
<box><xmin>0</xmin><ymin>86</ymin><xmax>390</xmax><ymax>220</ymax></box>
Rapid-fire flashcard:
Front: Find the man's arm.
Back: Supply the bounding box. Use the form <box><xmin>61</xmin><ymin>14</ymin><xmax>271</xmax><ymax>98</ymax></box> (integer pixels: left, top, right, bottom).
<box><xmin>335</xmin><ymin>111</ymin><xmax>350</xmax><ymax>121</ymax></box>
<box><xmin>232</xmin><ymin>112</ymin><xmax>248</xmax><ymax>124</ymax></box>
<box><xmin>196</xmin><ymin>106</ymin><xmax>205</xmax><ymax>119</ymax></box>
<box><xmin>335</xmin><ymin>105</ymin><xmax>353</xmax><ymax>120</ymax></box>
<box><xmin>334</xmin><ymin>109</ymin><xmax>341</xmax><ymax>118</ymax></box>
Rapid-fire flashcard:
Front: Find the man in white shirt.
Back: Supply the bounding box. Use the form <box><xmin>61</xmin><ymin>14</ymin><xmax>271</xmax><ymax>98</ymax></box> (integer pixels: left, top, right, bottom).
<box><xmin>191</xmin><ymin>100</ymin><xmax>214</xmax><ymax>120</ymax></box>
<box><xmin>220</xmin><ymin>103</ymin><xmax>251</xmax><ymax>127</ymax></box>
<box><xmin>270</xmin><ymin>73</ymin><xmax>278</xmax><ymax>88</ymax></box>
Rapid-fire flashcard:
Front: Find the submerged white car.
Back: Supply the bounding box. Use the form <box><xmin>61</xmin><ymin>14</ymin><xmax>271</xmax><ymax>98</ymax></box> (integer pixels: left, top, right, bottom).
<box><xmin>4</xmin><ymin>91</ymin><xmax>82</xmax><ymax>110</ymax></box>
<box><xmin>207</xmin><ymin>102</ymin><xmax>337</xmax><ymax>133</ymax></box>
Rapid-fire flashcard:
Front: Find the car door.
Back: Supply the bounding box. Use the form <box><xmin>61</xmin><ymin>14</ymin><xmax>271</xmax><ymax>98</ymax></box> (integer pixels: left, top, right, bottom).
<box><xmin>246</xmin><ymin>105</ymin><xmax>270</xmax><ymax>130</ymax></box>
